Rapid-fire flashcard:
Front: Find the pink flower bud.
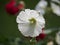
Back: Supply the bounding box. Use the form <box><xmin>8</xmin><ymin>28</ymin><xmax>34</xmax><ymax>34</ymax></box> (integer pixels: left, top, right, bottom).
<box><xmin>17</xmin><ymin>1</ymin><xmax>25</xmax><ymax>10</ymax></box>
<box><xmin>17</xmin><ymin>4</ymin><xmax>24</xmax><ymax>10</ymax></box>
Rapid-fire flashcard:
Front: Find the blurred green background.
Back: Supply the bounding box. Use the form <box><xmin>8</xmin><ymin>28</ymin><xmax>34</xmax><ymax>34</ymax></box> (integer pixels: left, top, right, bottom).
<box><xmin>0</xmin><ymin>0</ymin><xmax>60</xmax><ymax>45</ymax></box>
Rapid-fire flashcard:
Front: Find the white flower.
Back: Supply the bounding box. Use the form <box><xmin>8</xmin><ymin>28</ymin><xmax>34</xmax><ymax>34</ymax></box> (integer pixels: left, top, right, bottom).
<box><xmin>16</xmin><ymin>9</ymin><xmax>45</xmax><ymax>37</ymax></box>
<box><xmin>47</xmin><ymin>41</ymin><xmax>54</xmax><ymax>45</ymax></box>
<box><xmin>51</xmin><ymin>0</ymin><xmax>60</xmax><ymax>16</ymax></box>
<box><xmin>51</xmin><ymin>2</ymin><xmax>60</xmax><ymax>16</ymax></box>
<box><xmin>52</xmin><ymin>0</ymin><xmax>60</xmax><ymax>4</ymax></box>
<box><xmin>35</xmin><ymin>0</ymin><xmax>47</xmax><ymax>15</ymax></box>
<box><xmin>35</xmin><ymin>0</ymin><xmax>60</xmax><ymax>16</ymax></box>
<box><xmin>55</xmin><ymin>31</ymin><xmax>60</xmax><ymax>44</ymax></box>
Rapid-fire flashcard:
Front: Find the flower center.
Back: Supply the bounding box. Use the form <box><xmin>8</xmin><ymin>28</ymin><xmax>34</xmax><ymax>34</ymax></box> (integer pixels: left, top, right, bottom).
<box><xmin>29</xmin><ymin>18</ymin><xmax>36</xmax><ymax>24</ymax></box>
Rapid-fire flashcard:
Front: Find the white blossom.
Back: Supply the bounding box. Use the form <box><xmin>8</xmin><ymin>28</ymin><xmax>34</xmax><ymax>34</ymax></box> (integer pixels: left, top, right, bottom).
<box><xmin>47</xmin><ymin>41</ymin><xmax>54</xmax><ymax>45</ymax></box>
<box><xmin>35</xmin><ymin>0</ymin><xmax>60</xmax><ymax>16</ymax></box>
<box><xmin>52</xmin><ymin>0</ymin><xmax>60</xmax><ymax>4</ymax></box>
<box><xmin>51</xmin><ymin>2</ymin><xmax>60</xmax><ymax>16</ymax></box>
<box><xmin>51</xmin><ymin>0</ymin><xmax>60</xmax><ymax>16</ymax></box>
<box><xmin>16</xmin><ymin>9</ymin><xmax>45</xmax><ymax>37</ymax></box>
<box><xmin>35</xmin><ymin>0</ymin><xmax>47</xmax><ymax>15</ymax></box>
<box><xmin>55</xmin><ymin>31</ymin><xmax>60</xmax><ymax>45</ymax></box>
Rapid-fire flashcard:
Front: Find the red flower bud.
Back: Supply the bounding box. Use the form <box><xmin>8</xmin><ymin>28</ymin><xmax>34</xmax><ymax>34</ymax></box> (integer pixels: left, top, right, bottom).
<box><xmin>36</xmin><ymin>33</ymin><xmax>46</xmax><ymax>41</ymax></box>
<box><xmin>5</xmin><ymin>0</ymin><xmax>19</xmax><ymax>15</ymax></box>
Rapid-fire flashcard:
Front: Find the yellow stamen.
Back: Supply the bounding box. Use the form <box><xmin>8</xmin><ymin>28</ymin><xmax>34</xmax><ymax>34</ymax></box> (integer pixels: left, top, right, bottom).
<box><xmin>29</xmin><ymin>18</ymin><xmax>36</xmax><ymax>24</ymax></box>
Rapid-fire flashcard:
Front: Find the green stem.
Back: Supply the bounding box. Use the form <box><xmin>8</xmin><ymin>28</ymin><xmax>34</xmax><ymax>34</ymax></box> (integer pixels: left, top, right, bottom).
<box><xmin>30</xmin><ymin>38</ymin><xmax>37</xmax><ymax>45</ymax></box>
<box><xmin>30</xmin><ymin>42</ymin><xmax>35</xmax><ymax>45</ymax></box>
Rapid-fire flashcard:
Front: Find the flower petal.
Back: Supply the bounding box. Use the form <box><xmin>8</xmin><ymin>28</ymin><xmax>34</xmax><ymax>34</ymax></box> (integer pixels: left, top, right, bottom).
<box><xmin>52</xmin><ymin>0</ymin><xmax>60</xmax><ymax>4</ymax></box>
<box><xmin>51</xmin><ymin>3</ymin><xmax>60</xmax><ymax>16</ymax></box>
<box><xmin>16</xmin><ymin>11</ymin><xmax>29</xmax><ymax>23</ymax></box>
<box><xmin>18</xmin><ymin>23</ymin><xmax>37</xmax><ymax>37</ymax></box>
<box><xmin>35</xmin><ymin>0</ymin><xmax>47</xmax><ymax>9</ymax></box>
<box><xmin>35</xmin><ymin>0</ymin><xmax>47</xmax><ymax>15</ymax></box>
